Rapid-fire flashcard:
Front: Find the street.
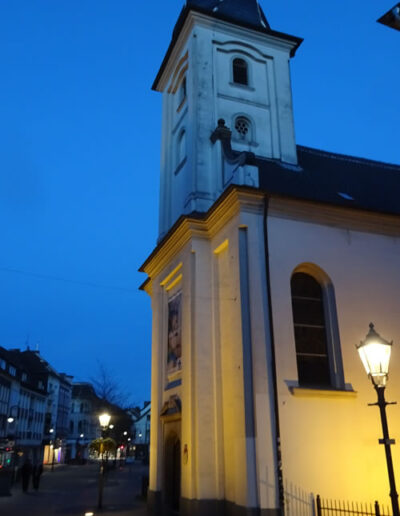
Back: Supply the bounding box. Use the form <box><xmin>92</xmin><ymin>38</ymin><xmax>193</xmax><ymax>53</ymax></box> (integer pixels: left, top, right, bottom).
<box><xmin>0</xmin><ymin>462</ymin><xmax>148</xmax><ymax>516</ymax></box>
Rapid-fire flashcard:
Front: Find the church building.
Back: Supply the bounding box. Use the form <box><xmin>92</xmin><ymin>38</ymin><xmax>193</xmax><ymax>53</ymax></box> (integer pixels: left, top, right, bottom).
<box><xmin>140</xmin><ymin>1</ymin><xmax>400</xmax><ymax>515</ymax></box>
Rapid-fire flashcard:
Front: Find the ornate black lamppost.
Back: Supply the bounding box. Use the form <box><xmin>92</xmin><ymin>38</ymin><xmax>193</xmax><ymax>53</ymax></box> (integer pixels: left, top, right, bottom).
<box><xmin>357</xmin><ymin>323</ymin><xmax>400</xmax><ymax>516</ymax></box>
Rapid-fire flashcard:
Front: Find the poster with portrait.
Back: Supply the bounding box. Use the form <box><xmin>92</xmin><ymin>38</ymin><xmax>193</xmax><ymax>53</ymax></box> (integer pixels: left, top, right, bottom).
<box><xmin>167</xmin><ymin>293</ymin><xmax>182</xmax><ymax>375</ymax></box>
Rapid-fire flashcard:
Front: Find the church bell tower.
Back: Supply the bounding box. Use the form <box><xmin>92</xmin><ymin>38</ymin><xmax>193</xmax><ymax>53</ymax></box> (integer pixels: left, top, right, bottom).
<box><xmin>154</xmin><ymin>0</ymin><xmax>302</xmax><ymax>240</ymax></box>
<box><xmin>142</xmin><ymin>2</ymin><xmax>303</xmax><ymax>515</ymax></box>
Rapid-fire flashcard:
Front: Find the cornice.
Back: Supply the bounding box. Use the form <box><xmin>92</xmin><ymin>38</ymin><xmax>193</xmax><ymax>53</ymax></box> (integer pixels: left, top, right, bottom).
<box><xmin>268</xmin><ymin>197</ymin><xmax>400</xmax><ymax>236</ymax></box>
<box><xmin>140</xmin><ymin>188</ymin><xmax>400</xmax><ymax>291</ymax></box>
<box><xmin>140</xmin><ymin>187</ymin><xmax>264</xmax><ymax>281</ymax></box>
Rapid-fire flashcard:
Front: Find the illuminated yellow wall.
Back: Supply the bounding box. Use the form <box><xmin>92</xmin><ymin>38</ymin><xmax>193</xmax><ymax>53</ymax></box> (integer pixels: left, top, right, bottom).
<box><xmin>144</xmin><ymin>190</ymin><xmax>400</xmax><ymax>512</ymax></box>
<box><xmin>268</xmin><ymin>200</ymin><xmax>400</xmax><ymax>509</ymax></box>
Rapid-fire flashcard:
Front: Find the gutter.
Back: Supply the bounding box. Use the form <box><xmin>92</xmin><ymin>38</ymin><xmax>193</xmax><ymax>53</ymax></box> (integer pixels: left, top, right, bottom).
<box><xmin>263</xmin><ymin>194</ymin><xmax>285</xmax><ymax>515</ymax></box>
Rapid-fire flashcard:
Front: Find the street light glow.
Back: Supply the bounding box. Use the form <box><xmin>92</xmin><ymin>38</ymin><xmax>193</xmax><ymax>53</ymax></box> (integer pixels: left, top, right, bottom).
<box><xmin>7</xmin><ymin>417</ymin><xmax>14</xmax><ymax>424</ymax></box>
<box><xmin>357</xmin><ymin>323</ymin><xmax>392</xmax><ymax>387</ymax></box>
<box><xmin>98</xmin><ymin>413</ymin><xmax>111</xmax><ymax>428</ymax></box>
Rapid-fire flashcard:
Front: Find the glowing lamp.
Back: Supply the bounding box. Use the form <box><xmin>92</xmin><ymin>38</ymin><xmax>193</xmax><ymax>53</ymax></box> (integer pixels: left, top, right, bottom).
<box><xmin>80</xmin><ymin>433</ymin><xmax>84</xmax><ymax>438</ymax></box>
<box><xmin>357</xmin><ymin>323</ymin><xmax>392</xmax><ymax>387</ymax></box>
<box><xmin>98</xmin><ymin>413</ymin><xmax>111</xmax><ymax>428</ymax></box>
<box><xmin>7</xmin><ymin>417</ymin><xmax>14</xmax><ymax>424</ymax></box>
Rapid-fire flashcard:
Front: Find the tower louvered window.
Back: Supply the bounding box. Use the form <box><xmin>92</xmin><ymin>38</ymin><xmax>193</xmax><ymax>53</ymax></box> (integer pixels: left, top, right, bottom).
<box><xmin>233</xmin><ymin>58</ymin><xmax>248</xmax><ymax>86</ymax></box>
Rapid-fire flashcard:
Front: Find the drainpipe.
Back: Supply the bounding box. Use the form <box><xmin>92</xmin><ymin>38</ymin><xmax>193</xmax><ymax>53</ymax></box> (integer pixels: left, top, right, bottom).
<box><xmin>263</xmin><ymin>194</ymin><xmax>285</xmax><ymax>515</ymax></box>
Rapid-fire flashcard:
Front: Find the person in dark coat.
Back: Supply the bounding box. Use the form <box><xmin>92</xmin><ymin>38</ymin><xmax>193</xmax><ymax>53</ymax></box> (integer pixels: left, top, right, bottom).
<box><xmin>32</xmin><ymin>463</ymin><xmax>43</xmax><ymax>491</ymax></box>
<box><xmin>21</xmin><ymin>459</ymin><xmax>33</xmax><ymax>493</ymax></box>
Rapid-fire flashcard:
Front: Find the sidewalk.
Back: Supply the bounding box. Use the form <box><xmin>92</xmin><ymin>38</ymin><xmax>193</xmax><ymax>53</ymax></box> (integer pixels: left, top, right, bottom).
<box><xmin>0</xmin><ymin>462</ymin><xmax>149</xmax><ymax>516</ymax></box>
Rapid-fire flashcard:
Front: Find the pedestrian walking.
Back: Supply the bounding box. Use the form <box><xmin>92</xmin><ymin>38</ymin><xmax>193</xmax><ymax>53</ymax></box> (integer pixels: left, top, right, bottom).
<box><xmin>21</xmin><ymin>459</ymin><xmax>33</xmax><ymax>493</ymax></box>
<box><xmin>32</xmin><ymin>463</ymin><xmax>43</xmax><ymax>491</ymax></box>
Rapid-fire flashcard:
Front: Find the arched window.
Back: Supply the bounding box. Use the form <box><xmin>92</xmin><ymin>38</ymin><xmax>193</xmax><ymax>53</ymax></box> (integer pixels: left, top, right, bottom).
<box><xmin>233</xmin><ymin>58</ymin><xmax>248</xmax><ymax>86</ymax></box>
<box><xmin>234</xmin><ymin>116</ymin><xmax>252</xmax><ymax>142</ymax></box>
<box><xmin>179</xmin><ymin>77</ymin><xmax>187</xmax><ymax>106</ymax></box>
<box><xmin>177</xmin><ymin>129</ymin><xmax>186</xmax><ymax>165</ymax></box>
<box><xmin>291</xmin><ymin>272</ymin><xmax>331</xmax><ymax>387</ymax></box>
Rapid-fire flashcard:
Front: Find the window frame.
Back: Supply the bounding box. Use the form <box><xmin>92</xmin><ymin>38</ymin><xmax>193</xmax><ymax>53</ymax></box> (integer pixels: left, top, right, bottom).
<box><xmin>177</xmin><ymin>76</ymin><xmax>187</xmax><ymax>112</ymax></box>
<box><xmin>232</xmin><ymin>57</ymin><xmax>249</xmax><ymax>86</ymax></box>
<box><xmin>234</xmin><ymin>115</ymin><xmax>252</xmax><ymax>142</ymax></box>
<box><xmin>290</xmin><ymin>264</ymin><xmax>345</xmax><ymax>390</ymax></box>
<box><xmin>176</xmin><ymin>128</ymin><xmax>187</xmax><ymax>169</ymax></box>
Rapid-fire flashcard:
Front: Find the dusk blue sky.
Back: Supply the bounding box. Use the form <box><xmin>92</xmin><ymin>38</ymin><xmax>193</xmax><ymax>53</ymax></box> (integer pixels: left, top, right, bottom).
<box><xmin>0</xmin><ymin>0</ymin><xmax>398</xmax><ymax>406</ymax></box>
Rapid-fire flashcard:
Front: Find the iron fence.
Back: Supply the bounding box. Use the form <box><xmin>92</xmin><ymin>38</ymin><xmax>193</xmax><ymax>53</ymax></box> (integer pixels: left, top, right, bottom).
<box><xmin>316</xmin><ymin>495</ymin><xmax>392</xmax><ymax>516</ymax></box>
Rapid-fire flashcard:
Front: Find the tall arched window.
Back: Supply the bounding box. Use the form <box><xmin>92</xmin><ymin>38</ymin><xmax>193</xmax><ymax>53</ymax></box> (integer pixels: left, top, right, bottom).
<box><xmin>177</xmin><ymin>129</ymin><xmax>186</xmax><ymax>166</ymax></box>
<box><xmin>179</xmin><ymin>77</ymin><xmax>186</xmax><ymax>104</ymax></box>
<box><xmin>291</xmin><ymin>272</ymin><xmax>331</xmax><ymax>386</ymax></box>
<box><xmin>233</xmin><ymin>58</ymin><xmax>248</xmax><ymax>86</ymax></box>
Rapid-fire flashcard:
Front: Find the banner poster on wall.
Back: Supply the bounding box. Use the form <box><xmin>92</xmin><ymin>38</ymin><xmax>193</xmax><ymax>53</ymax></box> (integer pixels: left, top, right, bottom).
<box><xmin>167</xmin><ymin>292</ymin><xmax>182</xmax><ymax>375</ymax></box>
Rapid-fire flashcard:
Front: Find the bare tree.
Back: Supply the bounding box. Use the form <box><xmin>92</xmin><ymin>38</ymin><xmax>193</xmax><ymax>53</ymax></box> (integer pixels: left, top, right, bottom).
<box><xmin>90</xmin><ymin>362</ymin><xmax>129</xmax><ymax>407</ymax></box>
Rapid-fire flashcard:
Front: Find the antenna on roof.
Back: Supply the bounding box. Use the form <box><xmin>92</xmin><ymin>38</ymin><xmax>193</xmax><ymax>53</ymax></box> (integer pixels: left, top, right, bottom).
<box><xmin>25</xmin><ymin>334</ymin><xmax>30</xmax><ymax>350</ymax></box>
<box><xmin>36</xmin><ymin>341</ymin><xmax>40</xmax><ymax>352</ymax></box>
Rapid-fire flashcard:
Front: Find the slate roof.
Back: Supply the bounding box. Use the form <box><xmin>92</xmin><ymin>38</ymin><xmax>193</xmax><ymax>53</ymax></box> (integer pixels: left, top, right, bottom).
<box><xmin>72</xmin><ymin>382</ymin><xmax>98</xmax><ymax>400</ymax></box>
<box><xmin>258</xmin><ymin>146</ymin><xmax>400</xmax><ymax>217</ymax></box>
<box><xmin>186</xmin><ymin>0</ymin><xmax>270</xmax><ymax>31</ymax></box>
<box><xmin>153</xmin><ymin>0</ymin><xmax>302</xmax><ymax>90</ymax></box>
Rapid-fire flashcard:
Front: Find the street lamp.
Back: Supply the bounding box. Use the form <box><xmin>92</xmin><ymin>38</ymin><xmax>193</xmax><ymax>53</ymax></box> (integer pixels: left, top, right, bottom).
<box><xmin>6</xmin><ymin>406</ymin><xmax>18</xmax><ymax>484</ymax></box>
<box><xmin>357</xmin><ymin>323</ymin><xmax>399</xmax><ymax>516</ymax></box>
<box><xmin>99</xmin><ymin>413</ymin><xmax>111</xmax><ymax>429</ymax></box>
<box><xmin>49</xmin><ymin>428</ymin><xmax>57</xmax><ymax>472</ymax></box>
<box><xmin>97</xmin><ymin>412</ymin><xmax>111</xmax><ymax>510</ymax></box>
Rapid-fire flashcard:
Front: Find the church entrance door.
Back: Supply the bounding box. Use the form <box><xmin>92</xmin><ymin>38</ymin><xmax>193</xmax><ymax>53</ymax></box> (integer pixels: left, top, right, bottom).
<box><xmin>164</xmin><ymin>433</ymin><xmax>181</xmax><ymax>515</ymax></box>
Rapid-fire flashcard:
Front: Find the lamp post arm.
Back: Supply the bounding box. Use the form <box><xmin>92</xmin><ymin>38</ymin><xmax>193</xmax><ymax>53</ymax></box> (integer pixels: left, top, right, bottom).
<box><xmin>374</xmin><ymin>385</ymin><xmax>400</xmax><ymax>516</ymax></box>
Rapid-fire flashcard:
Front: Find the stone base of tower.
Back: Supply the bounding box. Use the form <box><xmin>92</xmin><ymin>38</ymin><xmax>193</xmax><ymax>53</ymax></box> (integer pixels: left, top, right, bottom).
<box><xmin>148</xmin><ymin>493</ymin><xmax>281</xmax><ymax>516</ymax></box>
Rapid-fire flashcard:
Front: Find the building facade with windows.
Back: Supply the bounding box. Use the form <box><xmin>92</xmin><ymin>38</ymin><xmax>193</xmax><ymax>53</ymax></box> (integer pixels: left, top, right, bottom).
<box><xmin>6</xmin><ymin>349</ymin><xmax>73</xmax><ymax>466</ymax></box>
<box><xmin>0</xmin><ymin>347</ymin><xmax>47</xmax><ymax>468</ymax></box>
<box><xmin>131</xmin><ymin>402</ymin><xmax>151</xmax><ymax>461</ymax></box>
<box><xmin>140</xmin><ymin>1</ymin><xmax>400</xmax><ymax>516</ymax></box>
<box><xmin>66</xmin><ymin>382</ymin><xmax>101</xmax><ymax>461</ymax></box>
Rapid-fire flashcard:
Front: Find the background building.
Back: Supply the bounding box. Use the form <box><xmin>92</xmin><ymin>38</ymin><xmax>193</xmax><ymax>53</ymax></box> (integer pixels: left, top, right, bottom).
<box><xmin>66</xmin><ymin>382</ymin><xmax>134</xmax><ymax>462</ymax></box>
<box><xmin>67</xmin><ymin>382</ymin><xmax>101</xmax><ymax>462</ymax></box>
<box><xmin>131</xmin><ymin>402</ymin><xmax>150</xmax><ymax>462</ymax></box>
<box><xmin>6</xmin><ymin>349</ymin><xmax>73</xmax><ymax>466</ymax></box>
<box><xmin>0</xmin><ymin>347</ymin><xmax>47</xmax><ymax>469</ymax></box>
